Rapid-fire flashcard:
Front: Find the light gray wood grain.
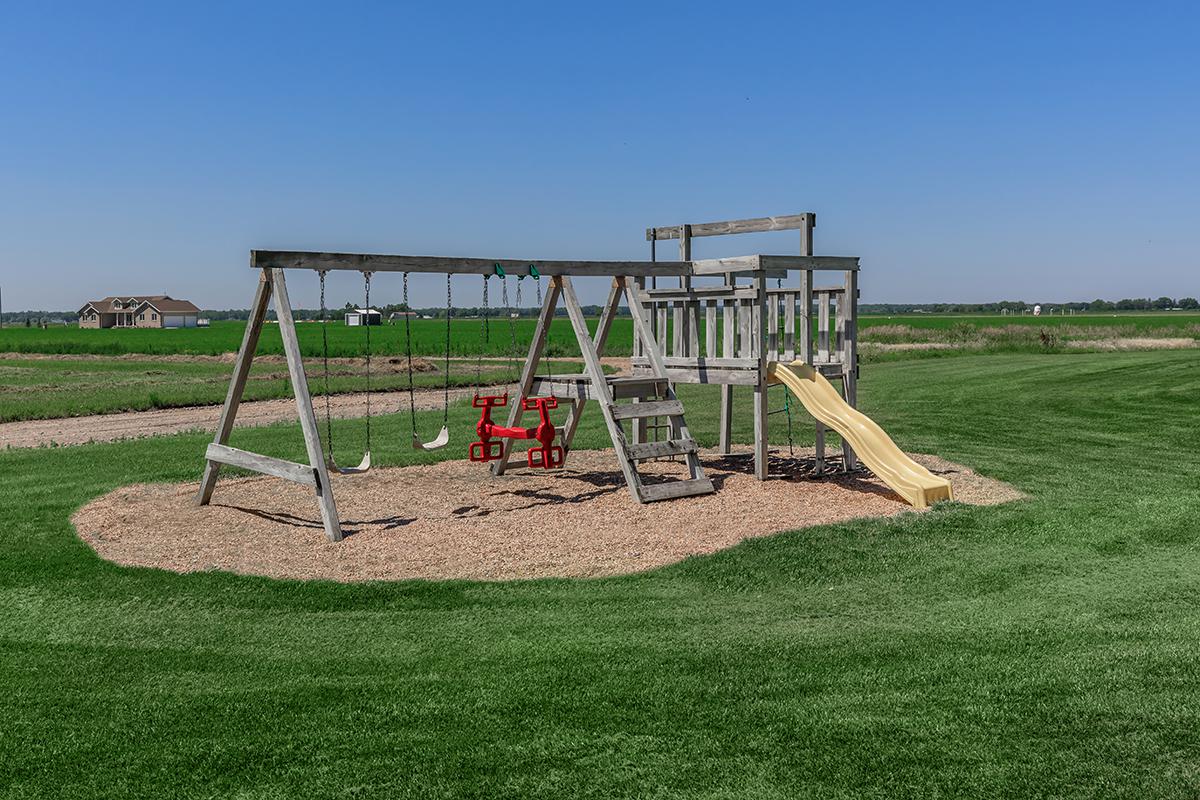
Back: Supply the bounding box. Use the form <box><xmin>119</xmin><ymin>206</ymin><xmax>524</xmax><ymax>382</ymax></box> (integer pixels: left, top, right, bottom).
<box><xmin>205</xmin><ymin>444</ymin><xmax>316</xmax><ymax>486</ymax></box>
<box><xmin>646</xmin><ymin>213</ymin><xmax>813</xmax><ymax>241</ymax></box>
<box><xmin>197</xmin><ymin>269</ymin><xmax>273</xmax><ymax>505</ymax></box>
<box><xmin>271</xmin><ymin>268</ymin><xmax>342</xmax><ymax>542</ymax></box>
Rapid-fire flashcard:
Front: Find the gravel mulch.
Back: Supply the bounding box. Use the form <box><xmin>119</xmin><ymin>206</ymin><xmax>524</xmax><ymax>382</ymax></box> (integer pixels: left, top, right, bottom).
<box><xmin>73</xmin><ymin>448</ymin><xmax>1024</xmax><ymax>583</ymax></box>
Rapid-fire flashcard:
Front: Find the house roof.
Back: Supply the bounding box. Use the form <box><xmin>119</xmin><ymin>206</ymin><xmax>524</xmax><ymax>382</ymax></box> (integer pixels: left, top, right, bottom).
<box><xmin>78</xmin><ymin>295</ymin><xmax>199</xmax><ymax>315</ymax></box>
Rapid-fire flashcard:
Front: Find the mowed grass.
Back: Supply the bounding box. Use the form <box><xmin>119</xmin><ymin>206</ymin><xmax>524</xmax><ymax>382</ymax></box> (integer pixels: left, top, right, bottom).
<box><xmin>3</xmin><ymin>311</ymin><xmax>1199</xmax><ymax>358</ymax></box>
<box><xmin>0</xmin><ymin>356</ymin><xmax>599</xmax><ymax>423</ymax></box>
<box><xmin>2</xmin><ymin>350</ymin><xmax>1200</xmax><ymax>797</ymax></box>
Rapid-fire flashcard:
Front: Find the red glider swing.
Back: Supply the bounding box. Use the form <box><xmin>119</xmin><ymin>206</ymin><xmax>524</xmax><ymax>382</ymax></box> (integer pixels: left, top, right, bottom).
<box><xmin>467</xmin><ymin>265</ymin><xmax>564</xmax><ymax>470</ymax></box>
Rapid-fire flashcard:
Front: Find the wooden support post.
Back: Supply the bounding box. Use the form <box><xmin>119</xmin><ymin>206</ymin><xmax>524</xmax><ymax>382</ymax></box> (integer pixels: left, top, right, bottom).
<box><xmin>197</xmin><ymin>268</ymin><xmax>273</xmax><ymax>505</ymax></box>
<box><xmin>753</xmin><ymin>272</ymin><xmax>769</xmax><ymax>480</ymax></box>
<box><xmin>842</xmin><ymin>267</ymin><xmax>859</xmax><ymax>471</ymax></box>
<box><xmin>633</xmin><ymin>276</ymin><xmax>647</xmax><ymax>445</ymax></box>
<box><xmin>718</xmin><ymin>292</ymin><xmax>735</xmax><ymax>455</ymax></box>
<box><xmin>492</xmin><ymin>276</ymin><xmax>561</xmax><ymax>475</ymax></box>
<box><xmin>271</xmin><ymin>268</ymin><xmax>342</xmax><ymax>542</ymax></box>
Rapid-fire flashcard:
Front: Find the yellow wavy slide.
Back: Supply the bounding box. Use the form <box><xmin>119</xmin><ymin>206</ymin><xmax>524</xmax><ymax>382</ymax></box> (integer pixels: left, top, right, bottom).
<box><xmin>766</xmin><ymin>361</ymin><xmax>953</xmax><ymax>508</ymax></box>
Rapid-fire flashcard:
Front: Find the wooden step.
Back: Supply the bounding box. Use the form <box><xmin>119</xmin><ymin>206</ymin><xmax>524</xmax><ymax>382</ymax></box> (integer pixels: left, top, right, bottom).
<box><xmin>626</xmin><ymin>438</ymin><xmax>697</xmax><ymax>460</ymax></box>
<box><xmin>638</xmin><ymin>477</ymin><xmax>715</xmax><ymax>502</ymax></box>
<box><xmin>609</xmin><ymin>399</ymin><xmax>684</xmax><ymax>420</ymax></box>
<box><xmin>531</xmin><ymin>375</ymin><xmax>669</xmax><ymax>401</ymax></box>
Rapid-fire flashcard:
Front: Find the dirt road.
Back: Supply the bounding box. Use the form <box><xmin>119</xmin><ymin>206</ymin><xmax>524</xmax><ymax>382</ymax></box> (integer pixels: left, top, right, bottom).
<box><xmin>0</xmin><ymin>387</ymin><xmax>474</xmax><ymax>449</ymax></box>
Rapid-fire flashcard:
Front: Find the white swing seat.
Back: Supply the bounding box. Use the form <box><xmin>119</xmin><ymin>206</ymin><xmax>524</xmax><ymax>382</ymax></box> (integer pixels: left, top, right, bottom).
<box><xmin>412</xmin><ymin>425</ymin><xmax>450</xmax><ymax>451</ymax></box>
<box><xmin>327</xmin><ymin>451</ymin><xmax>372</xmax><ymax>475</ymax></box>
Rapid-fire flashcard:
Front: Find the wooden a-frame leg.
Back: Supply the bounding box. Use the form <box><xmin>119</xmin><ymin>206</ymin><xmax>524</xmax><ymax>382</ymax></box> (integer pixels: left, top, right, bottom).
<box><xmin>561</xmin><ymin>277</ymin><xmax>643</xmax><ymax>502</ymax></box>
<box><xmin>558</xmin><ymin>279</ymin><xmax>622</xmax><ymax>456</ymax></box>
<box><xmin>197</xmin><ymin>269</ymin><xmax>273</xmax><ymax>505</ymax></box>
<box><xmin>272</xmin><ymin>268</ymin><xmax>342</xmax><ymax>542</ymax></box>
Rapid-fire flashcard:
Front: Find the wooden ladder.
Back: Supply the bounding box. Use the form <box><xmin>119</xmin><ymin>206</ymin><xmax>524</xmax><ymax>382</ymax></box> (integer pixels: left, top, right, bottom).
<box><xmin>492</xmin><ymin>275</ymin><xmax>714</xmax><ymax>504</ymax></box>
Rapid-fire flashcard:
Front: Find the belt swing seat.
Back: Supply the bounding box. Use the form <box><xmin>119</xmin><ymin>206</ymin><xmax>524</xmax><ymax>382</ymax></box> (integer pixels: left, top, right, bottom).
<box><xmin>404</xmin><ymin>272</ymin><xmax>451</xmax><ymax>451</ymax></box>
<box><xmin>318</xmin><ymin>270</ymin><xmax>372</xmax><ymax>475</ymax></box>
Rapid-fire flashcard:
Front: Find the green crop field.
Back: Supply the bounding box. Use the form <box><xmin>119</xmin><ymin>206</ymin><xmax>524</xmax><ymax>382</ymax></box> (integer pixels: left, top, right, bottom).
<box><xmin>3</xmin><ymin>349</ymin><xmax>1200</xmax><ymax>797</ymax></box>
<box><xmin>2</xmin><ymin>312</ymin><xmax>1198</xmax><ymax>358</ymax></box>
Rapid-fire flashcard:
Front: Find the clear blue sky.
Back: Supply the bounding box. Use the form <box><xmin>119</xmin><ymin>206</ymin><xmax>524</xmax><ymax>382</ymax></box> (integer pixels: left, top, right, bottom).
<box><xmin>2</xmin><ymin>0</ymin><xmax>1197</xmax><ymax>311</ymax></box>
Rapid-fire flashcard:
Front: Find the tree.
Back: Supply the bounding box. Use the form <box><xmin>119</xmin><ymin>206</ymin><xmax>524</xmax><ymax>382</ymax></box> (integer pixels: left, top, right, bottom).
<box><xmin>1179</xmin><ymin>297</ymin><xmax>1199</xmax><ymax>310</ymax></box>
<box><xmin>1153</xmin><ymin>296</ymin><xmax>1175</xmax><ymax>310</ymax></box>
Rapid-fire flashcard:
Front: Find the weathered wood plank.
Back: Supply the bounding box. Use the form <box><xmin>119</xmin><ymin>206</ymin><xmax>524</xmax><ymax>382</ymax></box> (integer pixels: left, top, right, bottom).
<box><xmin>705</xmin><ymin>301</ymin><xmax>717</xmax><ymax>357</ymax></box>
<box><xmin>783</xmin><ymin>291</ymin><xmax>796</xmax><ymax>361</ymax></box>
<box><xmin>638</xmin><ymin>477</ymin><xmax>715</xmax><ymax>501</ymax></box>
<box><xmin>253</xmin><ymin>251</ymin><xmax>693</xmax><ymax>278</ymax></box>
<box><xmin>205</xmin><ymin>444</ymin><xmax>316</xmax><ymax>486</ymax></box>
<box><xmin>690</xmin><ymin>255</ymin><xmax>859</xmax><ymax>275</ymax></box>
<box><xmin>627</xmin><ymin>439</ymin><xmax>697</xmax><ymax>460</ymax></box>
<box><xmin>631</xmin><ymin>356</ymin><xmax>758</xmax><ymax>369</ymax></box>
<box><xmin>642</xmin><ymin>286</ymin><xmax>758</xmax><ymax>300</ymax></box>
<box><xmin>629</xmin><ymin>364</ymin><xmax>761</xmax><ymax>386</ymax></box>
<box><xmin>646</xmin><ymin>214</ymin><xmax>812</xmax><ymax>240</ymax></box>
<box><xmin>197</xmin><ymin>269</ymin><xmax>273</xmax><ymax>505</ymax></box>
<box><xmin>609</xmin><ymin>399</ymin><xmax>685</xmax><ymax>420</ymax></box>
<box><xmin>559</xmin><ymin>276</ymin><xmax>643</xmax><ymax>502</ymax></box>
<box><xmin>271</xmin><ymin>268</ymin><xmax>342</xmax><ymax>542</ymax></box>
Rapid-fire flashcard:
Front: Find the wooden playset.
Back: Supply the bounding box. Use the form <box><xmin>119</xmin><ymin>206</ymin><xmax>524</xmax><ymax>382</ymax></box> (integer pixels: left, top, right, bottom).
<box><xmin>197</xmin><ymin>213</ymin><xmax>952</xmax><ymax>543</ymax></box>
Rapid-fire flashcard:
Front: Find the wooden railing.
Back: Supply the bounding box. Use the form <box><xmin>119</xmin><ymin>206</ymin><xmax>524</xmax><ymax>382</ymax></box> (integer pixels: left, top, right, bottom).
<box><xmin>631</xmin><ymin>270</ymin><xmax>856</xmax><ymax>380</ymax></box>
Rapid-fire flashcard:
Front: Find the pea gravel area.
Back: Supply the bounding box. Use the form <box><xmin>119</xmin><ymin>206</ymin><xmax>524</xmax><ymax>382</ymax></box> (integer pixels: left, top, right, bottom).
<box><xmin>73</xmin><ymin>448</ymin><xmax>1023</xmax><ymax>582</ymax></box>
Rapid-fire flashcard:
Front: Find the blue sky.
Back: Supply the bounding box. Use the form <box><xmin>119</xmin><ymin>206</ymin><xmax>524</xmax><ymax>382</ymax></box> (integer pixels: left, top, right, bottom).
<box><xmin>1</xmin><ymin>1</ymin><xmax>1197</xmax><ymax>310</ymax></box>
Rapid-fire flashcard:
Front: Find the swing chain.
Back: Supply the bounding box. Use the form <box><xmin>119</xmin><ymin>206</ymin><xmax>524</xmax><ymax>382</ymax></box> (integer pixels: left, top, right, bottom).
<box><xmin>318</xmin><ymin>270</ymin><xmax>335</xmax><ymax>461</ymax></box>
<box><xmin>502</xmin><ymin>273</ymin><xmax>518</xmax><ymax>384</ymax></box>
<box><xmin>443</xmin><ymin>274</ymin><xmax>451</xmax><ymax>426</ymax></box>
<box><xmin>403</xmin><ymin>273</ymin><xmax>417</xmax><ymax>437</ymax></box>
<box><xmin>363</xmin><ymin>270</ymin><xmax>372</xmax><ymax>451</ymax></box>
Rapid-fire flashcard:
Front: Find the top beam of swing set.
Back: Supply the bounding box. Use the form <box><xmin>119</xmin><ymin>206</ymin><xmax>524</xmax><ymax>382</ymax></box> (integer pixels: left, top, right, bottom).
<box><xmin>250</xmin><ymin>250</ymin><xmax>859</xmax><ymax>277</ymax></box>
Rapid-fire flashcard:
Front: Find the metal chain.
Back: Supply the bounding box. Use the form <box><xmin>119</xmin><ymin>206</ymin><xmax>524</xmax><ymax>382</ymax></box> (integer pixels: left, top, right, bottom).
<box><xmin>537</xmin><ymin>273</ymin><xmax>553</xmax><ymax>397</ymax></box>
<box><xmin>363</xmin><ymin>271</ymin><xmax>372</xmax><ymax>451</ymax></box>
<box><xmin>443</xmin><ymin>274</ymin><xmax>451</xmax><ymax>426</ymax></box>
<box><xmin>318</xmin><ymin>270</ymin><xmax>334</xmax><ymax>460</ymax></box>
<box><xmin>475</xmin><ymin>275</ymin><xmax>489</xmax><ymax>394</ymax></box>
<box><xmin>503</xmin><ymin>275</ymin><xmax>518</xmax><ymax>383</ymax></box>
<box><xmin>403</xmin><ymin>273</ymin><xmax>417</xmax><ymax>437</ymax></box>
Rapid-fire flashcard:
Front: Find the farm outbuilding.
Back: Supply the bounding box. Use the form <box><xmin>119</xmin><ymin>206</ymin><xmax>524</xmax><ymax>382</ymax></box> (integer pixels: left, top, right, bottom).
<box><xmin>344</xmin><ymin>308</ymin><xmax>382</xmax><ymax>326</ymax></box>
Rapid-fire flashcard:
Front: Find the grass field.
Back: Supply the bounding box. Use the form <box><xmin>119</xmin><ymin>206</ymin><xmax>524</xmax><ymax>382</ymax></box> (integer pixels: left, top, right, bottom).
<box><xmin>2</xmin><ymin>312</ymin><xmax>1198</xmax><ymax>358</ymax></box>
<box><xmin>0</xmin><ymin>356</ymin><xmax>569</xmax><ymax>423</ymax></box>
<box><xmin>3</xmin><ymin>349</ymin><xmax>1199</xmax><ymax>797</ymax></box>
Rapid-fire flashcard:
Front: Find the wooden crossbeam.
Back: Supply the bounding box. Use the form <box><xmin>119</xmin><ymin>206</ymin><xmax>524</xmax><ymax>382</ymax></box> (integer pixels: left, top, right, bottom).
<box><xmin>646</xmin><ymin>214</ymin><xmax>813</xmax><ymax>241</ymax></box>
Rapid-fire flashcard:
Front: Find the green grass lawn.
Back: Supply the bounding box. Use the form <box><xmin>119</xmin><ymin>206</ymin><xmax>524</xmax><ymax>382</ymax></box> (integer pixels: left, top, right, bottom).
<box><xmin>0</xmin><ymin>356</ymin><xmax>593</xmax><ymax>422</ymax></box>
<box><xmin>2</xmin><ymin>350</ymin><xmax>1200</xmax><ymax>797</ymax></box>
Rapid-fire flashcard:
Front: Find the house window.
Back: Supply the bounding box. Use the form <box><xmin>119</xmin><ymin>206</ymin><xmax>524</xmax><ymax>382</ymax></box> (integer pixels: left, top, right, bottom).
<box><xmin>152</xmin><ymin>313</ymin><xmax>158</xmax><ymax>320</ymax></box>
<box><xmin>139</xmin><ymin>314</ymin><xmax>144</xmax><ymax>320</ymax></box>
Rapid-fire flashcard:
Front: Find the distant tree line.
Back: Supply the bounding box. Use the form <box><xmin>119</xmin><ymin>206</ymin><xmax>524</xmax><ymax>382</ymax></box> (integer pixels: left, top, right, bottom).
<box><xmin>861</xmin><ymin>297</ymin><xmax>1199</xmax><ymax>314</ymax></box>
<box><xmin>5</xmin><ymin>297</ymin><xmax>1198</xmax><ymax>325</ymax></box>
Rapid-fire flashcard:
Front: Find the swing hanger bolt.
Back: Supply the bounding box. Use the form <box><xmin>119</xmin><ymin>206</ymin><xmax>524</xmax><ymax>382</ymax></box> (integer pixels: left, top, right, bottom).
<box><xmin>528</xmin><ymin>265</ymin><xmax>540</xmax><ymax>279</ymax></box>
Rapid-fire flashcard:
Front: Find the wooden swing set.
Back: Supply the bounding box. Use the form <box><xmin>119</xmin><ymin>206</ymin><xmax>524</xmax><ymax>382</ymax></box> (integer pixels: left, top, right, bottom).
<box><xmin>197</xmin><ymin>213</ymin><xmax>862</xmax><ymax>543</ymax></box>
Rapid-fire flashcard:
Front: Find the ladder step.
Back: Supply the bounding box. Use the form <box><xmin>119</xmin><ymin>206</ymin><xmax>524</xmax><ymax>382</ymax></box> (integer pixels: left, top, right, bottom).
<box><xmin>610</xmin><ymin>399</ymin><xmax>684</xmax><ymax>420</ymax></box>
<box><xmin>627</xmin><ymin>439</ymin><xmax>697</xmax><ymax>460</ymax></box>
<box><xmin>608</xmin><ymin>376</ymin><xmax>669</xmax><ymax>400</ymax></box>
<box><xmin>638</xmin><ymin>477</ymin><xmax>715</xmax><ymax>502</ymax></box>
<box><xmin>531</xmin><ymin>375</ymin><xmax>669</xmax><ymax>401</ymax></box>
